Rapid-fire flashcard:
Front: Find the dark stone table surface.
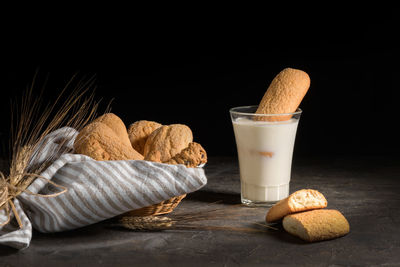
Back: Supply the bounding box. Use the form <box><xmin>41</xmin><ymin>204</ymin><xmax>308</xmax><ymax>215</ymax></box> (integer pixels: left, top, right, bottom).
<box><xmin>1</xmin><ymin>156</ymin><xmax>400</xmax><ymax>266</ymax></box>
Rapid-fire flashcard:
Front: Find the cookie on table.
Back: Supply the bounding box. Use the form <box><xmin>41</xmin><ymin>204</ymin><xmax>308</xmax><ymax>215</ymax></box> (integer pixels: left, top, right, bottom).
<box><xmin>266</xmin><ymin>189</ymin><xmax>327</xmax><ymax>222</ymax></box>
<box><xmin>282</xmin><ymin>209</ymin><xmax>350</xmax><ymax>242</ymax></box>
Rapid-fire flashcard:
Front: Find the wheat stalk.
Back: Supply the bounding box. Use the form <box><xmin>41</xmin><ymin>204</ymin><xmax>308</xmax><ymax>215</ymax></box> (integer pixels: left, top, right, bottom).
<box><xmin>117</xmin><ymin>204</ymin><xmax>279</xmax><ymax>233</ymax></box>
<box><xmin>119</xmin><ymin>216</ymin><xmax>174</xmax><ymax>231</ymax></box>
<box><xmin>1</xmin><ymin>73</ymin><xmax>101</xmax><ymax>227</ymax></box>
<box><xmin>118</xmin><ymin>215</ymin><xmax>276</xmax><ymax>233</ymax></box>
<box><xmin>11</xmin><ymin>74</ymin><xmax>98</xmax><ymax>179</ymax></box>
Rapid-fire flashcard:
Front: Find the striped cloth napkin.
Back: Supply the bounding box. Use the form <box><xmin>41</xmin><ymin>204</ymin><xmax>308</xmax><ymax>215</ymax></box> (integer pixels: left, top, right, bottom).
<box><xmin>0</xmin><ymin>127</ymin><xmax>207</xmax><ymax>249</ymax></box>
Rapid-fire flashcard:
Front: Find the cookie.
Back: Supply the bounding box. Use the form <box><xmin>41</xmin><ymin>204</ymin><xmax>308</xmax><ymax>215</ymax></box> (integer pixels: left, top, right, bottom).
<box><xmin>256</xmin><ymin>68</ymin><xmax>310</xmax><ymax>121</ymax></box>
<box><xmin>74</xmin><ymin>122</ymin><xmax>144</xmax><ymax>161</ymax></box>
<box><xmin>165</xmin><ymin>142</ymin><xmax>207</xmax><ymax>167</ymax></box>
<box><xmin>93</xmin><ymin>113</ymin><xmax>132</xmax><ymax>149</ymax></box>
<box><xmin>282</xmin><ymin>209</ymin><xmax>350</xmax><ymax>242</ymax></box>
<box><xmin>143</xmin><ymin>124</ymin><xmax>193</xmax><ymax>162</ymax></box>
<box><xmin>266</xmin><ymin>189</ymin><xmax>327</xmax><ymax>222</ymax></box>
<box><xmin>128</xmin><ymin>120</ymin><xmax>162</xmax><ymax>155</ymax></box>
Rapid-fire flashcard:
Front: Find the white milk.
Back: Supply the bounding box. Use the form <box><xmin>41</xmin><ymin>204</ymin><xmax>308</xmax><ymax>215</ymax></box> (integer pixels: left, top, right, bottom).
<box><xmin>232</xmin><ymin>118</ymin><xmax>299</xmax><ymax>203</ymax></box>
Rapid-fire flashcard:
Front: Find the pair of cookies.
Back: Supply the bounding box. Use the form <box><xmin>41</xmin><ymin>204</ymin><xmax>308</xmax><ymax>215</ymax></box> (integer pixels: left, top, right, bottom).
<box><xmin>266</xmin><ymin>189</ymin><xmax>350</xmax><ymax>242</ymax></box>
<box><xmin>128</xmin><ymin>120</ymin><xmax>207</xmax><ymax>167</ymax></box>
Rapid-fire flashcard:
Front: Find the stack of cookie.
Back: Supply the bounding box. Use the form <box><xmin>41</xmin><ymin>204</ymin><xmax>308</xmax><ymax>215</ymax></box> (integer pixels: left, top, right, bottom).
<box><xmin>266</xmin><ymin>189</ymin><xmax>350</xmax><ymax>242</ymax></box>
<box><xmin>74</xmin><ymin>113</ymin><xmax>207</xmax><ymax>167</ymax></box>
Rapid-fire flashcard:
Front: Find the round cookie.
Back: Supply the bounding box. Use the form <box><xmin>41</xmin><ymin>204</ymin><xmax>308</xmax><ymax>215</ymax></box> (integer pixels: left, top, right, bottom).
<box><xmin>143</xmin><ymin>124</ymin><xmax>193</xmax><ymax>162</ymax></box>
<box><xmin>93</xmin><ymin>113</ymin><xmax>132</xmax><ymax>148</ymax></box>
<box><xmin>128</xmin><ymin>120</ymin><xmax>162</xmax><ymax>155</ymax></box>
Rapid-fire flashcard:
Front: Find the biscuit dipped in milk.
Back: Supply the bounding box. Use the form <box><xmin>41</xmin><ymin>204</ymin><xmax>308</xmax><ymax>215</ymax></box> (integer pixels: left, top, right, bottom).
<box><xmin>230</xmin><ymin>68</ymin><xmax>309</xmax><ymax>205</ymax></box>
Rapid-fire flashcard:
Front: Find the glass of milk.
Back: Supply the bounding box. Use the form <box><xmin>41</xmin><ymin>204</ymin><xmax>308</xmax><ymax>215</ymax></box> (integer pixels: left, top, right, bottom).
<box><xmin>230</xmin><ymin>105</ymin><xmax>302</xmax><ymax>206</ymax></box>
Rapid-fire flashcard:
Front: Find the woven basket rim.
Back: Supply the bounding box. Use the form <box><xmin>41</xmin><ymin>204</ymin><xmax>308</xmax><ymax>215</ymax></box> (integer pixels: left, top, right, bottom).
<box><xmin>125</xmin><ymin>194</ymin><xmax>186</xmax><ymax>216</ymax></box>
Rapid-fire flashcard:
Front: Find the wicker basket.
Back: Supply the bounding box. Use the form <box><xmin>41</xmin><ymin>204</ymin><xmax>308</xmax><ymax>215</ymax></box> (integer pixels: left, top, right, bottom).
<box><xmin>125</xmin><ymin>194</ymin><xmax>186</xmax><ymax>216</ymax></box>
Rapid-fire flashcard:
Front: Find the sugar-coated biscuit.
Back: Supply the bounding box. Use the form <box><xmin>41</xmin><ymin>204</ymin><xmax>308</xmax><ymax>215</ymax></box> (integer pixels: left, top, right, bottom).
<box><xmin>128</xmin><ymin>120</ymin><xmax>162</xmax><ymax>155</ymax></box>
<box><xmin>256</xmin><ymin>68</ymin><xmax>310</xmax><ymax>121</ymax></box>
<box><xmin>266</xmin><ymin>189</ymin><xmax>327</xmax><ymax>222</ymax></box>
<box><xmin>143</xmin><ymin>124</ymin><xmax>193</xmax><ymax>162</ymax></box>
<box><xmin>166</xmin><ymin>142</ymin><xmax>207</xmax><ymax>168</ymax></box>
<box><xmin>74</xmin><ymin>122</ymin><xmax>144</xmax><ymax>160</ymax></box>
<box><xmin>282</xmin><ymin>209</ymin><xmax>350</xmax><ymax>242</ymax></box>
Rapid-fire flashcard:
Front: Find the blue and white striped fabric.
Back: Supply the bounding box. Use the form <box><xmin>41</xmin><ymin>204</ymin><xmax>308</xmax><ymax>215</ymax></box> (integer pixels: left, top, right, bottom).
<box><xmin>0</xmin><ymin>127</ymin><xmax>207</xmax><ymax>249</ymax></box>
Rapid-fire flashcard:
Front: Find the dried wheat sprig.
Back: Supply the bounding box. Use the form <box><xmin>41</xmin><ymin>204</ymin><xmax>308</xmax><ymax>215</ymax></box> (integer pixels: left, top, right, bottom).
<box><xmin>171</xmin><ymin>225</ymin><xmax>269</xmax><ymax>233</ymax></box>
<box><xmin>119</xmin><ymin>216</ymin><xmax>174</xmax><ymax>231</ymax></box>
<box><xmin>9</xmin><ymin>74</ymin><xmax>99</xmax><ymax>184</ymax></box>
<box><xmin>117</xmin><ymin>215</ymin><xmax>275</xmax><ymax>233</ymax></box>
<box><xmin>253</xmin><ymin>222</ymin><xmax>279</xmax><ymax>231</ymax></box>
<box><xmin>1</xmin><ymin>73</ymin><xmax>101</xmax><ymax>228</ymax></box>
<box><xmin>21</xmin><ymin>76</ymin><xmax>98</xmax><ymax>173</ymax></box>
<box><xmin>117</xmin><ymin>204</ymin><xmax>279</xmax><ymax>232</ymax></box>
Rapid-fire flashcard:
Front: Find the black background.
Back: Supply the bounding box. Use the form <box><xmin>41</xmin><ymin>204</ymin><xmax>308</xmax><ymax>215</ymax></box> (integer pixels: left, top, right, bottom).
<box><xmin>0</xmin><ymin>10</ymin><xmax>397</xmax><ymax>160</ymax></box>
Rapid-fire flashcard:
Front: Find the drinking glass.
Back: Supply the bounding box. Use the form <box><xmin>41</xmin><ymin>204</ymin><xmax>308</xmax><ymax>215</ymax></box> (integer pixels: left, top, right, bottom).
<box><xmin>230</xmin><ymin>105</ymin><xmax>302</xmax><ymax>206</ymax></box>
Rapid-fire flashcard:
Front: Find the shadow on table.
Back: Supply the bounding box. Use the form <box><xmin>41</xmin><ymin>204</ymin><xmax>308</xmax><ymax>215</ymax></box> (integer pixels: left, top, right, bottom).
<box><xmin>0</xmin><ymin>245</ymin><xmax>19</xmax><ymax>256</ymax></box>
<box><xmin>253</xmin><ymin>222</ymin><xmax>307</xmax><ymax>245</ymax></box>
<box><xmin>186</xmin><ymin>190</ymin><xmax>241</xmax><ymax>205</ymax></box>
<box><xmin>30</xmin><ymin>220</ymin><xmax>111</xmax><ymax>245</ymax></box>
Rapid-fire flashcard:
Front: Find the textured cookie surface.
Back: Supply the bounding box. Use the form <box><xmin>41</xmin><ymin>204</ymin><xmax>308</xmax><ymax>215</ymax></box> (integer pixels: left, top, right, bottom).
<box><xmin>128</xmin><ymin>120</ymin><xmax>162</xmax><ymax>155</ymax></box>
<box><xmin>74</xmin><ymin>122</ymin><xmax>143</xmax><ymax>161</ymax></box>
<box><xmin>256</xmin><ymin>68</ymin><xmax>310</xmax><ymax>121</ymax></box>
<box><xmin>266</xmin><ymin>189</ymin><xmax>327</xmax><ymax>222</ymax></box>
<box><xmin>93</xmin><ymin>113</ymin><xmax>133</xmax><ymax>149</ymax></box>
<box><xmin>143</xmin><ymin>124</ymin><xmax>193</xmax><ymax>162</ymax></box>
<box><xmin>283</xmin><ymin>209</ymin><xmax>350</xmax><ymax>242</ymax></box>
<box><xmin>166</xmin><ymin>142</ymin><xmax>207</xmax><ymax>167</ymax></box>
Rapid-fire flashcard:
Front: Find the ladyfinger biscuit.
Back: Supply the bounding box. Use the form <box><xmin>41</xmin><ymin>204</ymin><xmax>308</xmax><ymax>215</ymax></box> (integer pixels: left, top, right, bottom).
<box><xmin>143</xmin><ymin>124</ymin><xmax>193</xmax><ymax>162</ymax></box>
<box><xmin>128</xmin><ymin>120</ymin><xmax>162</xmax><ymax>155</ymax></box>
<box><xmin>74</xmin><ymin>122</ymin><xmax>144</xmax><ymax>161</ymax></box>
<box><xmin>282</xmin><ymin>209</ymin><xmax>350</xmax><ymax>242</ymax></box>
<box><xmin>256</xmin><ymin>68</ymin><xmax>310</xmax><ymax>121</ymax></box>
<box><xmin>165</xmin><ymin>142</ymin><xmax>207</xmax><ymax>168</ymax></box>
<box><xmin>266</xmin><ymin>189</ymin><xmax>327</xmax><ymax>222</ymax></box>
<box><xmin>93</xmin><ymin>113</ymin><xmax>132</xmax><ymax>149</ymax></box>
